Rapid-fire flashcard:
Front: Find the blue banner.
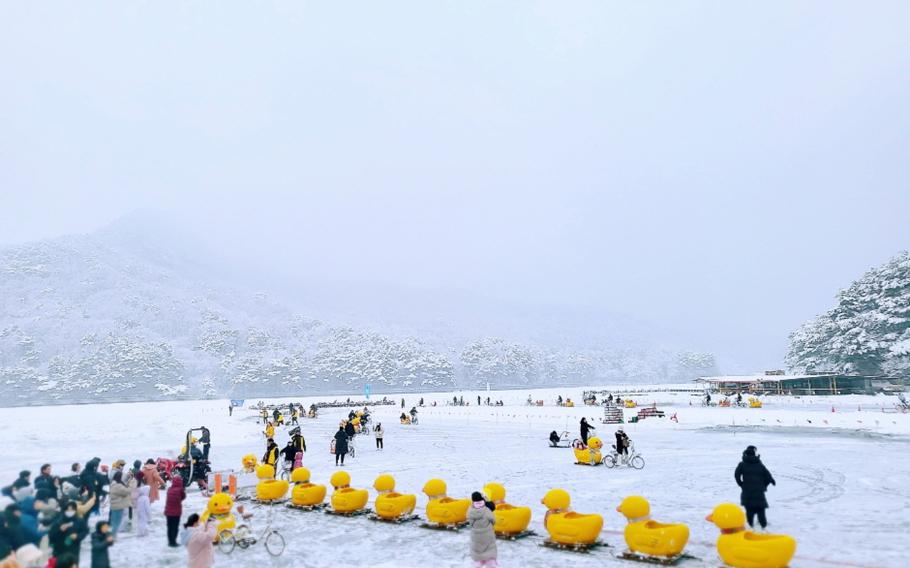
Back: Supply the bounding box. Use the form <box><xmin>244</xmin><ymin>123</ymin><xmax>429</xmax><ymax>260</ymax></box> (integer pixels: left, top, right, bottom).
<box><xmin>230</xmin><ymin>399</ymin><xmax>245</xmax><ymax>407</ymax></box>
<box><xmin>364</xmin><ymin>384</ymin><xmax>371</xmax><ymax>399</ymax></box>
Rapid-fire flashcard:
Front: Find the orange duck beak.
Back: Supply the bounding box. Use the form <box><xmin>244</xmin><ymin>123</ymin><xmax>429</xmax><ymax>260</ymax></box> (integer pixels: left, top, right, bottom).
<box><xmin>705</xmin><ymin>514</ymin><xmax>714</xmax><ymax>523</ymax></box>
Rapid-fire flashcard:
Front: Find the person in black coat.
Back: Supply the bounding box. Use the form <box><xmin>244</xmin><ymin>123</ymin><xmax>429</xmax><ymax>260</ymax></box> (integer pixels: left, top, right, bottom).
<box><xmin>344</xmin><ymin>420</ymin><xmax>356</xmax><ymax>440</ymax></box>
<box><xmin>280</xmin><ymin>441</ymin><xmax>298</xmax><ymax>467</ymax></box>
<box><xmin>2</xmin><ymin>505</ymin><xmax>27</xmax><ymax>550</ymax></box>
<box><xmin>734</xmin><ymin>445</ymin><xmax>776</xmax><ymax>529</ymax></box>
<box><xmin>334</xmin><ymin>427</ymin><xmax>349</xmax><ymax>466</ymax></box>
<box><xmin>34</xmin><ymin>464</ymin><xmax>53</xmax><ymax>494</ymax></box>
<box><xmin>90</xmin><ymin>521</ymin><xmax>113</xmax><ymax>568</ymax></box>
<box><xmin>615</xmin><ymin>428</ymin><xmax>630</xmax><ymax>460</ymax></box>
<box><xmin>579</xmin><ymin>418</ymin><xmax>594</xmax><ymax>445</ymax></box>
<box><xmin>50</xmin><ymin>502</ymin><xmax>88</xmax><ymax>562</ymax></box>
<box><xmin>200</xmin><ymin>427</ymin><xmax>211</xmax><ymax>461</ymax></box>
<box><xmin>291</xmin><ymin>431</ymin><xmax>307</xmax><ymax>454</ymax></box>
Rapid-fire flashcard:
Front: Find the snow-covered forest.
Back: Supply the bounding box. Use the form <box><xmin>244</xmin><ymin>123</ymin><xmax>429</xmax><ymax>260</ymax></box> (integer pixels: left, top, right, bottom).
<box><xmin>786</xmin><ymin>251</ymin><xmax>910</xmax><ymax>376</ymax></box>
<box><xmin>0</xmin><ymin>226</ymin><xmax>718</xmax><ymax>405</ymax></box>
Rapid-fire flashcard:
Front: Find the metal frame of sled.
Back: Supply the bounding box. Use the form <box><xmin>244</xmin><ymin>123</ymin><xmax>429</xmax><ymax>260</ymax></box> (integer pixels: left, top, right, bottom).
<box><xmin>285</xmin><ymin>502</ymin><xmax>327</xmax><ymax>512</ymax></box>
<box><xmin>324</xmin><ymin>507</ymin><xmax>372</xmax><ymax>517</ymax></box>
<box><xmin>419</xmin><ymin>520</ymin><xmax>469</xmax><ymax>531</ymax></box>
<box><xmin>618</xmin><ymin>551</ymin><xmax>695</xmax><ymax>565</ymax></box>
<box><xmin>540</xmin><ymin>538</ymin><xmax>609</xmax><ymax>553</ymax></box>
<box><xmin>495</xmin><ymin>529</ymin><xmax>536</xmax><ymax>541</ymax></box>
<box><xmin>367</xmin><ymin>513</ymin><xmax>421</xmax><ymax>524</ymax></box>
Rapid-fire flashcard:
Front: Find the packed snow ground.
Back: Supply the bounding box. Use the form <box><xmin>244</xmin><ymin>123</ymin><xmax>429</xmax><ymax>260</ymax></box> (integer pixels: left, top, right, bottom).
<box><xmin>1</xmin><ymin>386</ymin><xmax>908</xmax><ymax>567</ymax></box>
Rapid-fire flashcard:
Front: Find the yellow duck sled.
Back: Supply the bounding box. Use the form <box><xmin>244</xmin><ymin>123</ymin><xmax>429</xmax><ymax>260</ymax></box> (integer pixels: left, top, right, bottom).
<box><xmin>483</xmin><ymin>482</ymin><xmax>533</xmax><ymax>539</ymax></box>
<box><xmin>573</xmin><ymin>437</ymin><xmax>605</xmax><ymax>466</ymax></box>
<box><xmin>327</xmin><ymin>471</ymin><xmax>370</xmax><ymax>516</ymax></box>
<box><xmin>540</xmin><ymin>488</ymin><xmax>604</xmax><ymax>551</ymax></box>
<box><xmin>616</xmin><ymin>496</ymin><xmax>690</xmax><ymax>564</ymax></box>
<box><xmin>288</xmin><ymin>467</ymin><xmax>327</xmax><ymax>510</ymax></box>
<box><xmin>370</xmin><ymin>474</ymin><xmax>419</xmax><ymax>523</ymax></box>
<box><xmin>420</xmin><ymin>478</ymin><xmax>470</xmax><ymax>530</ymax></box>
<box><xmin>706</xmin><ymin>504</ymin><xmax>796</xmax><ymax>568</ymax></box>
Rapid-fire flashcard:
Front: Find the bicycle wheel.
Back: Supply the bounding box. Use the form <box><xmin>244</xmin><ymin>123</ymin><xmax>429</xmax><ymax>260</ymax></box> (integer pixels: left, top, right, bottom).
<box><xmin>279</xmin><ymin>468</ymin><xmax>290</xmax><ymax>482</ymax></box>
<box><xmin>349</xmin><ymin>446</ymin><xmax>356</xmax><ymax>458</ymax></box>
<box><xmin>218</xmin><ymin>530</ymin><xmax>236</xmax><ymax>554</ymax></box>
<box><xmin>602</xmin><ymin>454</ymin><xmax>616</xmax><ymax>468</ymax></box>
<box><xmin>630</xmin><ymin>455</ymin><xmax>645</xmax><ymax>470</ymax></box>
<box><xmin>265</xmin><ymin>530</ymin><xmax>286</xmax><ymax>556</ymax></box>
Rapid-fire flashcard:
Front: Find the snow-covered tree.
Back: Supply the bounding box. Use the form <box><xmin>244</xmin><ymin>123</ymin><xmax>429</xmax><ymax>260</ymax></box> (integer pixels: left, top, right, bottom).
<box><xmin>787</xmin><ymin>252</ymin><xmax>910</xmax><ymax>375</ymax></box>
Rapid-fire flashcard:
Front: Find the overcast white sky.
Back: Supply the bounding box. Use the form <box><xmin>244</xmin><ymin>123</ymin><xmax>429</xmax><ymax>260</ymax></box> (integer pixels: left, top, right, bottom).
<box><xmin>1</xmin><ymin>2</ymin><xmax>908</xmax><ymax>371</ymax></box>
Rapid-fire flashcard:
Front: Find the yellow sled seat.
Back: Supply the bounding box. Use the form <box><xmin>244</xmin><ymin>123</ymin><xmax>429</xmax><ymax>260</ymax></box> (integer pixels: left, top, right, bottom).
<box><xmin>617</xmin><ymin>496</ymin><xmax>689</xmax><ymax>558</ymax></box>
<box><xmin>706</xmin><ymin>504</ymin><xmax>796</xmax><ymax>568</ymax></box>
<box><xmin>541</xmin><ymin>489</ymin><xmax>602</xmax><ymax>545</ymax></box>
<box><xmin>373</xmin><ymin>474</ymin><xmax>417</xmax><ymax>520</ymax></box>
<box><xmin>483</xmin><ymin>483</ymin><xmax>531</xmax><ymax>535</ymax></box>
<box><xmin>422</xmin><ymin>479</ymin><xmax>470</xmax><ymax>525</ymax></box>
<box><xmin>291</xmin><ymin>468</ymin><xmax>326</xmax><ymax>506</ymax></box>
<box><xmin>330</xmin><ymin>471</ymin><xmax>369</xmax><ymax>513</ymax></box>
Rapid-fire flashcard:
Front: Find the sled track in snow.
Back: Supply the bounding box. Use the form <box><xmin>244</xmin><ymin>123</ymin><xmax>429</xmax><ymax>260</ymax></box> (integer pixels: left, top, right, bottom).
<box><xmin>778</xmin><ymin>466</ymin><xmax>845</xmax><ymax>505</ymax></box>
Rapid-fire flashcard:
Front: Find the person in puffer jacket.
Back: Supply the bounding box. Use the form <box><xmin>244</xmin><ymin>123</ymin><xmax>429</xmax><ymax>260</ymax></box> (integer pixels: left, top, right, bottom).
<box><xmin>164</xmin><ymin>476</ymin><xmax>186</xmax><ymax>547</ymax></box>
<box><xmin>468</xmin><ymin>491</ymin><xmax>497</xmax><ymax>568</ymax></box>
<box><xmin>107</xmin><ymin>472</ymin><xmax>131</xmax><ymax>536</ymax></box>
<box><xmin>734</xmin><ymin>445</ymin><xmax>776</xmax><ymax>530</ymax></box>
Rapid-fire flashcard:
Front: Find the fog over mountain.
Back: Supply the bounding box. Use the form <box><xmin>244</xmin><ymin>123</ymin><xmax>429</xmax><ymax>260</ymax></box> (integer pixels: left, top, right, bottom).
<box><xmin>0</xmin><ymin>213</ymin><xmax>719</xmax><ymax>405</ymax></box>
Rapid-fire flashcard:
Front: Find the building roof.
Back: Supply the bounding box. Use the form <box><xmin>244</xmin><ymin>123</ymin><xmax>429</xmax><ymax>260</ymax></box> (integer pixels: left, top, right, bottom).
<box><xmin>695</xmin><ymin>374</ymin><xmax>832</xmax><ymax>384</ymax></box>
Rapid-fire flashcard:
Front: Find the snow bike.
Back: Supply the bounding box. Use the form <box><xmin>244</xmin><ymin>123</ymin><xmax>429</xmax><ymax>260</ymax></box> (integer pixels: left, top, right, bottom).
<box><xmin>218</xmin><ymin>502</ymin><xmax>285</xmax><ymax>556</ymax></box>
<box><xmin>603</xmin><ymin>443</ymin><xmax>645</xmax><ymax>469</ymax></box>
<box><xmin>177</xmin><ymin>427</ymin><xmax>211</xmax><ymax>490</ymax></box>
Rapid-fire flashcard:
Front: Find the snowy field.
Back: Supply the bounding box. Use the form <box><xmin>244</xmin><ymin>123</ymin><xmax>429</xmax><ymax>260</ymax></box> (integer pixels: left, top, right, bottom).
<box><xmin>2</xmin><ymin>386</ymin><xmax>908</xmax><ymax>568</ymax></box>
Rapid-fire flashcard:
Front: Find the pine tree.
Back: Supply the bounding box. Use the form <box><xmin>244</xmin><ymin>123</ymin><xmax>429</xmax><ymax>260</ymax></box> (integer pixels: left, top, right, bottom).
<box><xmin>787</xmin><ymin>252</ymin><xmax>910</xmax><ymax>375</ymax></box>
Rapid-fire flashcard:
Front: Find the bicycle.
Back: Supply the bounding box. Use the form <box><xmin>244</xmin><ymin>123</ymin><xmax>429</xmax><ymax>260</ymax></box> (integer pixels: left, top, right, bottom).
<box><xmin>218</xmin><ymin>503</ymin><xmax>286</xmax><ymax>556</ymax></box>
<box><xmin>603</xmin><ymin>443</ymin><xmax>645</xmax><ymax>469</ymax></box>
<box><xmin>278</xmin><ymin>463</ymin><xmax>292</xmax><ymax>482</ymax></box>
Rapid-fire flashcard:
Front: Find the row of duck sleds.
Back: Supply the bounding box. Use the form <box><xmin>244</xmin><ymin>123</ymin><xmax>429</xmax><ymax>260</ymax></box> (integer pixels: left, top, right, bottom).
<box><xmin>253</xmin><ymin>469</ymin><xmax>796</xmax><ymax>566</ymax></box>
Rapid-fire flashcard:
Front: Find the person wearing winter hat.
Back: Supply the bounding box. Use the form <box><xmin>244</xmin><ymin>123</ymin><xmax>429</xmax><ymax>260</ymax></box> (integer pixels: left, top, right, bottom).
<box><xmin>734</xmin><ymin>445</ymin><xmax>776</xmax><ymax>530</ymax></box>
<box><xmin>468</xmin><ymin>491</ymin><xmax>497</xmax><ymax>568</ymax></box>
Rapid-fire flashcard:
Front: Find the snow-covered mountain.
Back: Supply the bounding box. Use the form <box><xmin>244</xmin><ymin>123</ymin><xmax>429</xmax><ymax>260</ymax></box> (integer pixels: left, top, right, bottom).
<box><xmin>0</xmin><ymin>216</ymin><xmax>718</xmax><ymax>405</ymax></box>
<box><xmin>786</xmin><ymin>251</ymin><xmax>910</xmax><ymax>376</ymax></box>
